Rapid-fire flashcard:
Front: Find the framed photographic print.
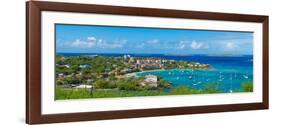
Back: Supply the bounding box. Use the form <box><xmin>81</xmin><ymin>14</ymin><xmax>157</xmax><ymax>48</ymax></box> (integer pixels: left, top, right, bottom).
<box><xmin>26</xmin><ymin>1</ymin><xmax>269</xmax><ymax>124</ymax></box>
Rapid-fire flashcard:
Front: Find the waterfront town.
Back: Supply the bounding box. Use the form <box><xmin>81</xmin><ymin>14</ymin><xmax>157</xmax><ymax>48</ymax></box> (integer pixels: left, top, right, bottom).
<box><xmin>55</xmin><ymin>54</ymin><xmax>211</xmax><ymax>92</ymax></box>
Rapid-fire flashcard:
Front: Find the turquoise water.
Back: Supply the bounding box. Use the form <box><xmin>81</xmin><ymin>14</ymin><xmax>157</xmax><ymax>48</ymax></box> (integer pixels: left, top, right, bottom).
<box><xmin>135</xmin><ymin>55</ymin><xmax>253</xmax><ymax>93</ymax></box>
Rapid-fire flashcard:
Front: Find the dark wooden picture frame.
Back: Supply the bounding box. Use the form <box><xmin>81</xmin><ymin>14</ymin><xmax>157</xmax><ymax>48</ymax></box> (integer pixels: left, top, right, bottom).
<box><xmin>26</xmin><ymin>1</ymin><xmax>269</xmax><ymax>124</ymax></box>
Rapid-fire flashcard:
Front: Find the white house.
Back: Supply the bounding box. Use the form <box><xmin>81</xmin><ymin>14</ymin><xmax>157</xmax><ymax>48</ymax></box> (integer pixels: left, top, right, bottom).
<box><xmin>141</xmin><ymin>75</ymin><xmax>158</xmax><ymax>87</ymax></box>
<box><xmin>79</xmin><ymin>64</ymin><xmax>91</xmax><ymax>68</ymax></box>
<box><xmin>63</xmin><ymin>64</ymin><xmax>70</xmax><ymax>68</ymax></box>
<box><xmin>74</xmin><ymin>84</ymin><xmax>92</xmax><ymax>89</ymax></box>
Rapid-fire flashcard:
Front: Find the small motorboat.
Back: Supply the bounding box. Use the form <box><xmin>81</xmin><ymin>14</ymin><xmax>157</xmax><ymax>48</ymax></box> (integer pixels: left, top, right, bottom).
<box><xmin>243</xmin><ymin>75</ymin><xmax>249</xmax><ymax>79</ymax></box>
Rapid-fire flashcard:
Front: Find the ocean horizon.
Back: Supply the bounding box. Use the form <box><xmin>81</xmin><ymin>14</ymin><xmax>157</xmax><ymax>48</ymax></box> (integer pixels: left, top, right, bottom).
<box><xmin>57</xmin><ymin>52</ymin><xmax>253</xmax><ymax>56</ymax></box>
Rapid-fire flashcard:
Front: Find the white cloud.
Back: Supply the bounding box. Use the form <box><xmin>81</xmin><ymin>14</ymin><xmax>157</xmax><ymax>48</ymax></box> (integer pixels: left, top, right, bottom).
<box><xmin>178</xmin><ymin>41</ymin><xmax>189</xmax><ymax>49</ymax></box>
<box><xmin>146</xmin><ymin>39</ymin><xmax>159</xmax><ymax>44</ymax></box>
<box><xmin>64</xmin><ymin>36</ymin><xmax>126</xmax><ymax>49</ymax></box>
<box><xmin>190</xmin><ymin>41</ymin><xmax>204</xmax><ymax>49</ymax></box>
<box><xmin>140</xmin><ymin>39</ymin><xmax>164</xmax><ymax>49</ymax></box>
<box><xmin>97</xmin><ymin>39</ymin><xmax>126</xmax><ymax>49</ymax></box>
<box><xmin>176</xmin><ymin>40</ymin><xmax>209</xmax><ymax>50</ymax></box>
<box><xmin>87</xmin><ymin>37</ymin><xmax>96</xmax><ymax>41</ymax></box>
<box><xmin>70</xmin><ymin>39</ymin><xmax>95</xmax><ymax>48</ymax></box>
<box><xmin>224</xmin><ymin>42</ymin><xmax>238</xmax><ymax>50</ymax></box>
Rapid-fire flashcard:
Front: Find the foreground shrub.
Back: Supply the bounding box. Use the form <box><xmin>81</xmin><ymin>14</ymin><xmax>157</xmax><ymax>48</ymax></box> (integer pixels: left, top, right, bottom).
<box><xmin>241</xmin><ymin>82</ymin><xmax>253</xmax><ymax>92</ymax></box>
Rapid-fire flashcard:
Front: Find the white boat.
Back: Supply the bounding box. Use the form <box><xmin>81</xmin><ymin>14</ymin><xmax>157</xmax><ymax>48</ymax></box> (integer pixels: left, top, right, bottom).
<box><xmin>218</xmin><ymin>72</ymin><xmax>224</xmax><ymax>81</ymax></box>
<box><xmin>243</xmin><ymin>75</ymin><xmax>249</xmax><ymax>79</ymax></box>
<box><xmin>193</xmin><ymin>81</ymin><xmax>202</xmax><ymax>86</ymax></box>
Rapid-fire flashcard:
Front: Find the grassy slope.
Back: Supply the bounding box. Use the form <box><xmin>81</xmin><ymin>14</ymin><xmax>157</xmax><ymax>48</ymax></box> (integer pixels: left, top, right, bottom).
<box><xmin>55</xmin><ymin>82</ymin><xmax>253</xmax><ymax>100</ymax></box>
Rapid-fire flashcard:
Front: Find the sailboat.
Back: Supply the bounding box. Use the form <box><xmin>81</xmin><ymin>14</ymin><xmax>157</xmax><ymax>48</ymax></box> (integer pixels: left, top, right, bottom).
<box><xmin>192</xmin><ymin>81</ymin><xmax>200</xmax><ymax>86</ymax></box>
<box><xmin>229</xmin><ymin>73</ymin><xmax>233</xmax><ymax>93</ymax></box>
<box><xmin>218</xmin><ymin>72</ymin><xmax>224</xmax><ymax>82</ymax></box>
<box><xmin>189</xmin><ymin>69</ymin><xmax>194</xmax><ymax>79</ymax></box>
<box><xmin>243</xmin><ymin>75</ymin><xmax>249</xmax><ymax>79</ymax></box>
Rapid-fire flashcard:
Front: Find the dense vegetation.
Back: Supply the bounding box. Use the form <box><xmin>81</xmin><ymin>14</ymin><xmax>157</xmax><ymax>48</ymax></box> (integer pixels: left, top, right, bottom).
<box><xmin>55</xmin><ymin>82</ymin><xmax>253</xmax><ymax>100</ymax></box>
<box><xmin>55</xmin><ymin>54</ymin><xmax>209</xmax><ymax>88</ymax></box>
<box><xmin>55</xmin><ymin>55</ymin><xmax>210</xmax><ymax>83</ymax></box>
<box><xmin>242</xmin><ymin>82</ymin><xmax>253</xmax><ymax>92</ymax></box>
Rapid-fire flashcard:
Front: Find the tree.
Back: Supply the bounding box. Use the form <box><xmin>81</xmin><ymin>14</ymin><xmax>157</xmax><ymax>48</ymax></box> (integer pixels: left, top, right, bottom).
<box><xmin>242</xmin><ymin>82</ymin><xmax>253</xmax><ymax>92</ymax></box>
<box><xmin>94</xmin><ymin>80</ymin><xmax>109</xmax><ymax>89</ymax></box>
<box><xmin>171</xmin><ymin>86</ymin><xmax>191</xmax><ymax>94</ymax></box>
<box><xmin>117</xmin><ymin>78</ymin><xmax>139</xmax><ymax>90</ymax></box>
<box><xmin>56</xmin><ymin>80</ymin><xmax>64</xmax><ymax>85</ymax></box>
<box><xmin>202</xmin><ymin>83</ymin><xmax>221</xmax><ymax>93</ymax></box>
<box><xmin>158</xmin><ymin>79</ymin><xmax>171</xmax><ymax>88</ymax></box>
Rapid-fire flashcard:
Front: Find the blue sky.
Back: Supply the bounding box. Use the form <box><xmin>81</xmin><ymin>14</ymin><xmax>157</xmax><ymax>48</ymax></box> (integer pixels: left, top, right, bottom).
<box><xmin>56</xmin><ymin>24</ymin><xmax>253</xmax><ymax>55</ymax></box>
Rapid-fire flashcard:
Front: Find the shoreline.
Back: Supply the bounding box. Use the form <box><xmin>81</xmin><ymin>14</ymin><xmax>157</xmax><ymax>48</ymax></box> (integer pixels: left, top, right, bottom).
<box><xmin>124</xmin><ymin>68</ymin><xmax>211</xmax><ymax>78</ymax></box>
<box><xmin>125</xmin><ymin>69</ymin><xmax>165</xmax><ymax>77</ymax></box>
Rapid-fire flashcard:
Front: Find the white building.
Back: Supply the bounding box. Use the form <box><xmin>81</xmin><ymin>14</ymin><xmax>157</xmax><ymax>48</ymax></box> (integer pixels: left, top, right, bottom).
<box><xmin>141</xmin><ymin>75</ymin><xmax>158</xmax><ymax>87</ymax></box>
<box><xmin>63</xmin><ymin>64</ymin><xmax>70</xmax><ymax>68</ymax></box>
<box><xmin>79</xmin><ymin>64</ymin><xmax>91</xmax><ymax>68</ymax></box>
<box><xmin>74</xmin><ymin>84</ymin><xmax>92</xmax><ymax>89</ymax></box>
